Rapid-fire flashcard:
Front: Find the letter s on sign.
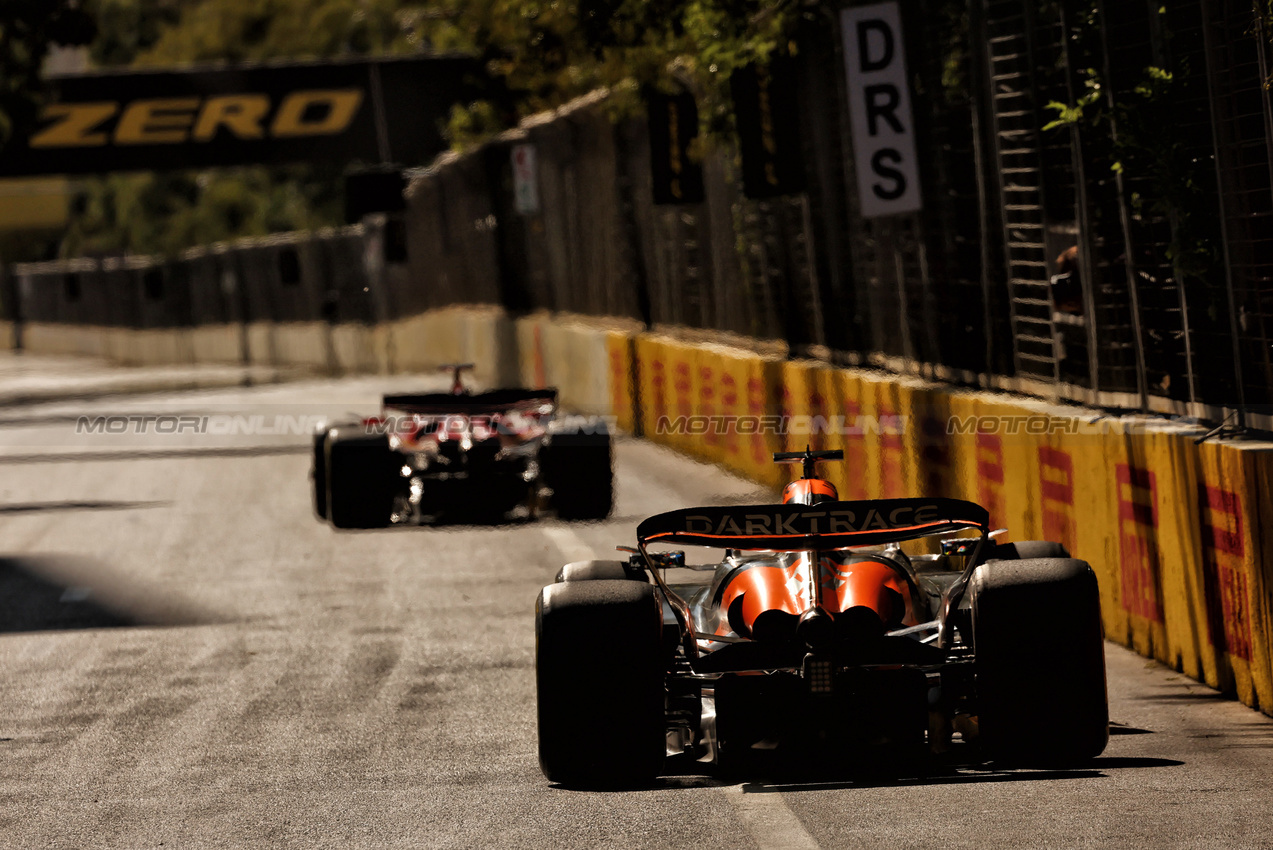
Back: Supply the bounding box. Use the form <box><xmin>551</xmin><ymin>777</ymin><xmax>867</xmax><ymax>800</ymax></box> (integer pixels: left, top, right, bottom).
<box><xmin>871</xmin><ymin>148</ymin><xmax>907</xmax><ymax>200</ymax></box>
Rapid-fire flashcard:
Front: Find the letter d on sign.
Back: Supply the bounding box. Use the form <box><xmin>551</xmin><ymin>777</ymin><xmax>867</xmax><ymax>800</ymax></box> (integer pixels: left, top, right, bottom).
<box><xmin>841</xmin><ymin>2</ymin><xmax>922</xmax><ymax>217</ymax></box>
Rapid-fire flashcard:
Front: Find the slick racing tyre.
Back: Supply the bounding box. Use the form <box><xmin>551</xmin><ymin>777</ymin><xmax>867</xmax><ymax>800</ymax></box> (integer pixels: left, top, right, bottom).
<box><xmin>970</xmin><ymin>557</ymin><xmax>1108</xmax><ymax>766</ymax></box>
<box><xmin>555</xmin><ymin>560</ymin><xmax>643</xmax><ymax>582</ymax></box>
<box><xmin>325</xmin><ymin>428</ymin><xmax>398</xmax><ymax>529</ymax></box>
<box><xmin>536</xmin><ymin>580</ymin><xmax>665</xmax><ymax>786</ymax></box>
<box><xmin>311</xmin><ymin>428</ymin><xmax>330</xmax><ymax>520</ymax></box>
<box><xmin>994</xmin><ymin>540</ymin><xmax>1071</xmax><ymax>560</ymax></box>
<box><xmin>542</xmin><ymin>421</ymin><xmax>614</xmax><ymax>521</ymax></box>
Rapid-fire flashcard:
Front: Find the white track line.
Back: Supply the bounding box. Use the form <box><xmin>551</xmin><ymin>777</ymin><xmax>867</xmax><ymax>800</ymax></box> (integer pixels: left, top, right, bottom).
<box><xmin>541</xmin><ymin>525</ymin><xmax>819</xmax><ymax>848</ymax></box>
<box><xmin>541</xmin><ymin>525</ymin><xmax>599</xmax><ymax>564</ymax></box>
<box><xmin>722</xmin><ymin>785</ymin><xmax>821</xmax><ymax>850</ymax></box>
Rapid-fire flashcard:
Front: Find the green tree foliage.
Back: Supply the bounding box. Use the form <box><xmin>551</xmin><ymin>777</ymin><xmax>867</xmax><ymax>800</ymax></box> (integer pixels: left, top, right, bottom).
<box><xmin>422</xmin><ymin>0</ymin><xmax>798</xmax><ymax>139</ymax></box>
<box><xmin>0</xmin><ymin>1</ymin><xmax>97</xmax><ymax>152</ymax></box>
<box><xmin>86</xmin><ymin>0</ymin><xmax>185</xmax><ymax>67</ymax></box>
<box><xmin>53</xmin><ymin>0</ymin><xmax>799</xmax><ymax>257</ymax></box>
<box><xmin>136</xmin><ymin>0</ymin><xmax>416</xmax><ymax>65</ymax></box>
<box><xmin>61</xmin><ymin>165</ymin><xmax>343</xmax><ymax>257</ymax></box>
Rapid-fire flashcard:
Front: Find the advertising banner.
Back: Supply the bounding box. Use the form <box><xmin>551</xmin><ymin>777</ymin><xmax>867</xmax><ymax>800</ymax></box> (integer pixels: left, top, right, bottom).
<box><xmin>0</xmin><ymin>56</ymin><xmax>489</xmax><ymax>176</ymax></box>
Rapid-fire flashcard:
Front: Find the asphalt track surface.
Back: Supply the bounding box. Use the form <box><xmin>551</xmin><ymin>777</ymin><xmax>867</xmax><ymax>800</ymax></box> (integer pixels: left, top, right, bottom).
<box><xmin>1</xmin><ymin>374</ymin><xmax>1272</xmax><ymax>848</ymax></box>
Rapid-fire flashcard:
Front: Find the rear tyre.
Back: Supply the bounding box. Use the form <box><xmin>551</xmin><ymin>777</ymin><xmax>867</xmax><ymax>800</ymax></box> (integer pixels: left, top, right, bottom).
<box><xmin>542</xmin><ymin>421</ymin><xmax>614</xmax><ymax>520</ymax></box>
<box><xmin>325</xmin><ymin>428</ymin><xmax>398</xmax><ymax>529</ymax></box>
<box><xmin>536</xmin><ymin>580</ymin><xmax>665</xmax><ymax>786</ymax></box>
<box><xmin>555</xmin><ymin>560</ymin><xmax>642</xmax><ymax>583</ymax></box>
<box><xmin>995</xmin><ymin>540</ymin><xmax>1071</xmax><ymax>560</ymax></box>
<box><xmin>971</xmin><ymin>557</ymin><xmax>1108</xmax><ymax>766</ymax></box>
<box><xmin>311</xmin><ymin>429</ymin><xmax>330</xmax><ymax>520</ymax></box>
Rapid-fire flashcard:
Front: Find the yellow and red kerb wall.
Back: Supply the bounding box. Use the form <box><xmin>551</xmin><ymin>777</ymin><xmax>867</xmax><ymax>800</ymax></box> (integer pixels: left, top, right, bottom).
<box><xmin>614</xmin><ymin>330</ymin><xmax>1273</xmax><ymax>717</ymax></box>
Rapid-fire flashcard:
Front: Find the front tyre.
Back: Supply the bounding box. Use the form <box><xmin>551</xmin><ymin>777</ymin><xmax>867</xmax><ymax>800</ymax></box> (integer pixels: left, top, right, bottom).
<box><xmin>536</xmin><ymin>580</ymin><xmax>665</xmax><ymax>786</ymax></box>
<box><xmin>971</xmin><ymin>557</ymin><xmax>1108</xmax><ymax>766</ymax></box>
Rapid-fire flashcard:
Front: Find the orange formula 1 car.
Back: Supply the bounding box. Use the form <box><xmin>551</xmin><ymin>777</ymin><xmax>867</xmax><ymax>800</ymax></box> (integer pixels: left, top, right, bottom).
<box><xmin>312</xmin><ymin>365</ymin><xmax>612</xmax><ymax>528</ymax></box>
<box><xmin>535</xmin><ymin>448</ymin><xmax>1107</xmax><ymax>785</ymax></box>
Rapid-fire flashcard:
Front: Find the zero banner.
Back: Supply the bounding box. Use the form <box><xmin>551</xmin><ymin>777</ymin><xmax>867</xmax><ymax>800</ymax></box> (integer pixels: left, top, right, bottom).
<box><xmin>841</xmin><ymin>2</ymin><xmax>923</xmax><ymax>217</ymax></box>
<box><xmin>0</xmin><ymin>56</ymin><xmax>491</xmax><ymax>177</ymax></box>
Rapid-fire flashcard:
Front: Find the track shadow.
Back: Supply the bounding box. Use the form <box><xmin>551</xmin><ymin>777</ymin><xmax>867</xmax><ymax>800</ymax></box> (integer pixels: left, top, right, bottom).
<box><xmin>562</xmin><ymin>748</ymin><xmax>1186</xmax><ymax>793</ymax></box>
<box><xmin>0</xmin><ymin>445</ymin><xmax>309</xmax><ymax>465</ymax></box>
<box><xmin>1091</xmin><ymin>757</ymin><xmax>1184</xmax><ymax>768</ymax></box>
<box><xmin>0</xmin><ymin>500</ymin><xmax>168</xmax><ymax>515</ymax></box>
<box><xmin>1134</xmin><ymin>690</ymin><xmax>1229</xmax><ymax>702</ymax></box>
<box><xmin>0</xmin><ymin>556</ymin><xmax>215</xmax><ymax>633</ymax></box>
<box><xmin>1109</xmin><ymin>722</ymin><xmax>1156</xmax><ymax>735</ymax></box>
<box><xmin>724</xmin><ymin>755</ymin><xmax>1182</xmax><ymax>792</ymax></box>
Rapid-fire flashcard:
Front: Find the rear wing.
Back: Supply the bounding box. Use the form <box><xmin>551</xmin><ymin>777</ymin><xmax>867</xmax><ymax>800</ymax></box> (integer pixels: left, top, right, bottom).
<box><xmin>383</xmin><ymin>388</ymin><xmax>558</xmax><ymax>415</ymax></box>
<box><xmin>637</xmin><ymin>498</ymin><xmax>989</xmax><ymax>551</ymax></box>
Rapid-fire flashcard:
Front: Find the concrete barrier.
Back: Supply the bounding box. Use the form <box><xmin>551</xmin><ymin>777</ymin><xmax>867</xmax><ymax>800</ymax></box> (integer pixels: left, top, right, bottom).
<box><xmin>271</xmin><ymin>322</ymin><xmax>331</xmax><ymax>372</ymax></box>
<box><xmin>1193</xmin><ymin>440</ymin><xmax>1273</xmax><ymax>712</ymax></box>
<box><xmin>330</xmin><ymin>324</ymin><xmax>379</xmax><ymax>375</ymax></box>
<box><xmin>515</xmin><ymin>313</ymin><xmax>642</xmax><ymax>419</ymax></box>
<box><xmin>606</xmin><ymin>330</ymin><xmax>638</xmax><ymax>434</ymax></box>
<box><xmin>190</xmin><ymin>324</ymin><xmax>244</xmax><ymax>364</ymax></box>
<box><xmin>22</xmin><ymin>323</ymin><xmax>112</xmax><ymax>359</ymax></box>
<box><xmin>382</xmin><ymin>305</ymin><xmax>518</xmax><ymax>389</ymax></box>
<box><xmin>634</xmin><ymin>333</ymin><xmax>786</xmax><ymax>488</ymax></box>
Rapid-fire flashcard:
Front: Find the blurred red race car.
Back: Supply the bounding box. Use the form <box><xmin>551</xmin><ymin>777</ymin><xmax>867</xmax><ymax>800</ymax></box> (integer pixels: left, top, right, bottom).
<box><xmin>312</xmin><ymin>365</ymin><xmax>612</xmax><ymax>528</ymax></box>
<box><xmin>536</xmin><ymin>448</ymin><xmax>1107</xmax><ymax>785</ymax></box>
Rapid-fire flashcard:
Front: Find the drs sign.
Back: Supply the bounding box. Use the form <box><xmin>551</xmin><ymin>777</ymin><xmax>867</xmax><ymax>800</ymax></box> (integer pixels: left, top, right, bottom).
<box><xmin>841</xmin><ymin>3</ymin><xmax>922</xmax><ymax>217</ymax></box>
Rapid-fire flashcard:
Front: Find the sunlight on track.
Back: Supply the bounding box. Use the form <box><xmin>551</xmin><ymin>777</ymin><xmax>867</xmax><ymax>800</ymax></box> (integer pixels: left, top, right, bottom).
<box><xmin>722</xmin><ymin>784</ymin><xmax>820</xmax><ymax>850</ymax></box>
<box><xmin>541</xmin><ymin>525</ymin><xmax>598</xmax><ymax>564</ymax></box>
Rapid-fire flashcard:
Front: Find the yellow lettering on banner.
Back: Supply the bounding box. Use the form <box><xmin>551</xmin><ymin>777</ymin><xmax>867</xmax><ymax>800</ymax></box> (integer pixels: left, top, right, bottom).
<box><xmin>192</xmin><ymin>95</ymin><xmax>270</xmax><ymax>141</ymax></box>
<box><xmin>270</xmin><ymin>89</ymin><xmax>364</xmax><ymax>137</ymax></box>
<box><xmin>115</xmin><ymin>98</ymin><xmax>200</xmax><ymax>144</ymax></box>
<box><xmin>29</xmin><ymin>103</ymin><xmax>118</xmax><ymax>147</ymax></box>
